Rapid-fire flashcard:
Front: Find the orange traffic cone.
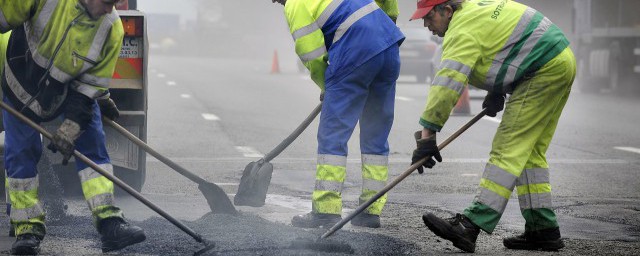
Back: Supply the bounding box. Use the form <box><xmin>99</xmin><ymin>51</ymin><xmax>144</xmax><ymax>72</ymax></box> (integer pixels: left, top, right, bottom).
<box><xmin>451</xmin><ymin>86</ymin><xmax>472</xmax><ymax>116</ymax></box>
<box><xmin>270</xmin><ymin>50</ymin><xmax>280</xmax><ymax>74</ymax></box>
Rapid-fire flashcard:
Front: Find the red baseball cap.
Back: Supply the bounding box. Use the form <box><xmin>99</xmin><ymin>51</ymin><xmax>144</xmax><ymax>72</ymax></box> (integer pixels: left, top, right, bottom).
<box><xmin>410</xmin><ymin>0</ymin><xmax>449</xmax><ymax>20</ymax></box>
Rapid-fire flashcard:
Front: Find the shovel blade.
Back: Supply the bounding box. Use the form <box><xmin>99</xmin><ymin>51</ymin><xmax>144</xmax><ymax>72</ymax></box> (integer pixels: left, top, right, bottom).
<box><xmin>198</xmin><ymin>182</ymin><xmax>237</xmax><ymax>215</ymax></box>
<box><xmin>234</xmin><ymin>161</ymin><xmax>274</xmax><ymax>207</ymax></box>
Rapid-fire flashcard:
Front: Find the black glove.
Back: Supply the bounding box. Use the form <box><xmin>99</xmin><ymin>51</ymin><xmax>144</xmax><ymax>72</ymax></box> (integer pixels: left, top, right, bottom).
<box><xmin>411</xmin><ymin>131</ymin><xmax>442</xmax><ymax>174</ymax></box>
<box><xmin>98</xmin><ymin>98</ymin><xmax>120</xmax><ymax>121</ymax></box>
<box><xmin>482</xmin><ymin>93</ymin><xmax>505</xmax><ymax>117</ymax></box>
<box><xmin>47</xmin><ymin>119</ymin><xmax>82</xmax><ymax>165</ymax></box>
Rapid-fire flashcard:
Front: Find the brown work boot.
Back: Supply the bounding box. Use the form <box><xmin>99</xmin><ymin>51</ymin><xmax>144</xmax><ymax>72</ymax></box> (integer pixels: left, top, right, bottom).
<box><xmin>422</xmin><ymin>213</ymin><xmax>480</xmax><ymax>253</ymax></box>
<box><xmin>291</xmin><ymin>212</ymin><xmax>341</xmax><ymax>228</ymax></box>
<box><xmin>503</xmin><ymin>227</ymin><xmax>564</xmax><ymax>251</ymax></box>
<box><xmin>350</xmin><ymin>213</ymin><xmax>381</xmax><ymax>228</ymax></box>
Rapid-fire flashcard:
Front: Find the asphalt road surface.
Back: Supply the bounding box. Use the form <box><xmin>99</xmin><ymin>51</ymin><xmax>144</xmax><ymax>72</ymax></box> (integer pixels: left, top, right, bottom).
<box><xmin>0</xmin><ymin>55</ymin><xmax>638</xmax><ymax>255</ymax></box>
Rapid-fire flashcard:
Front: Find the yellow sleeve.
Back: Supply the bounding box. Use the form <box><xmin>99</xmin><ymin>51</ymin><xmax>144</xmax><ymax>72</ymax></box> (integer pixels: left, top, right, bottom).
<box><xmin>375</xmin><ymin>0</ymin><xmax>399</xmax><ymax>22</ymax></box>
<box><xmin>0</xmin><ymin>31</ymin><xmax>10</xmax><ymax>75</ymax></box>
<box><xmin>0</xmin><ymin>0</ymin><xmax>39</xmax><ymax>32</ymax></box>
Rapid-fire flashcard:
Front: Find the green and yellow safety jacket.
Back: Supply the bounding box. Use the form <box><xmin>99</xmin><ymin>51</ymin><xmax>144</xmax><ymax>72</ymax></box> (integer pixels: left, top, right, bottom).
<box><xmin>420</xmin><ymin>0</ymin><xmax>569</xmax><ymax>131</ymax></box>
<box><xmin>0</xmin><ymin>0</ymin><xmax>123</xmax><ymax>128</ymax></box>
<box><xmin>375</xmin><ymin>0</ymin><xmax>399</xmax><ymax>22</ymax></box>
<box><xmin>0</xmin><ymin>31</ymin><xmax>9</xmax><ymax>76</ymax></box>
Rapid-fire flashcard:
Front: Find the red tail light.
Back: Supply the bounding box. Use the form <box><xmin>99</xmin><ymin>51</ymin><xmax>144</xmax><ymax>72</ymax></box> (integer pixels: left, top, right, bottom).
<box><xmin>121</xmin><ymin>16</ymin><xmax>143</xmax><ymax>37</ymax></box>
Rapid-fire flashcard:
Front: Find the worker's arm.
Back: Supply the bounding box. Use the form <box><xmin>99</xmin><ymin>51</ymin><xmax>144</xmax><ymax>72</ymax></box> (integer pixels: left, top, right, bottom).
<box><xmin>284</xmin><ymin>0</ymin><xmax>328</xmax><ymax>91</ymax></box>
<box><xmin>0</xmin><ymin>0</ymin><xmax>39</xmax><ymax>33</ymax></box>
<box><xmin>375</xmin><ymin>0</ymin><xmax>399</xmax><ymax>23</ymax></box>
<box><xmin>420</xmin><ymin>32</ymin><xmax>481</xmax><ymax>132</ymax></box>
<box><xmin>65</xmin><ymin>17</ymin><xmax>124</xmax><ymax>129</ymax></box>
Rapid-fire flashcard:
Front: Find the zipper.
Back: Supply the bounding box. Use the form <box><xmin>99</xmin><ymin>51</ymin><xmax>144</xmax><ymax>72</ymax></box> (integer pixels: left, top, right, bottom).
<box><xmin>72</xmin><ymin>51</ymin><xmax>97</xmax><ymax>67</ymax></box>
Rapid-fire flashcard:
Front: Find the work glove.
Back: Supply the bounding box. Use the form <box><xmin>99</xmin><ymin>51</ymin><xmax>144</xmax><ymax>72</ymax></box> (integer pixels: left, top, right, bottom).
<box><xmin>98</xmin><ymin>98</ymin><xmax>120</xmax><ymax>121</ymax></box>
<box><xmin>482</xmin><ymin>93</ymin><xmax>506</xmax><ymax>117</ymax></box>
<box><xmin>47</xmin><ymin>119</ymin><xmax>83</xmax><ymax>165</ymax></box>
<box><xmin>411</xmin><ymin>131</ymin><xmax>442</xmax><ymax>174</ymax></box>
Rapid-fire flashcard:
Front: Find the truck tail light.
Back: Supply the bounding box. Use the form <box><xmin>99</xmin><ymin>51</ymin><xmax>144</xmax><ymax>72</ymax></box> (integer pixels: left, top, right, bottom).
<box><xmin>121</xmin><ymin>16</ymin><xmax>143</xmax><ymax>37</ymax></box>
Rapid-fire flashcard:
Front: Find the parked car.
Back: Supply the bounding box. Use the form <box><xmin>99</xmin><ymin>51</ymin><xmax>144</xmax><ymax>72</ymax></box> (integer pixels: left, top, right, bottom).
<box><xmin>399</xmin><ymin>26</ymin><xmax>439</xmax><ymax>83</ymax></box>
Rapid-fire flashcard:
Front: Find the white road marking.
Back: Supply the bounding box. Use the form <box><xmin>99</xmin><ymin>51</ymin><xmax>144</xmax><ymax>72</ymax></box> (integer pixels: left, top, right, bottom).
<box><xmin>482</xmin><ymin>116</ymin><xmax>502</xmax><ymax>123</ymax></box>
<box><xmin>461</xmin><ymin>173</ymin><xmax>479</xmax><ymax>177</ymax></box>
<box><xmin>235</xmin><ymin>146</ymin><xmax>264</xmax><ymax>158</ymax></box>
<box><xmin>395</xmin><ymin>96</ymin><xmax>413</xmax><ymax>102</ymax></box>
<box><xmin>157</xmin><ymin>73</ymin><xmax>166</xmax><ymax>78</ymax></box>
<box><xmin>167</xmin><ymin>81</ymin><xmax>176</xmax><ymax>86</ymax></box>
<box><xmin>201</xmin><ymin>113</ymin><xmax>220</xmax><ymax>121</ymax></box>
<box><xmin>215</xmin><ymin>183</ymin><xmax>239</xmax><ymax>186</ymax></box>
<box><xmin>615</xmin><ymin>147</ymin><xmax>640</xmax><ymax>155</ymax></box>
<box><xmin>180</xmin><ymin>94</ymin><xmax>191</xmax><ymax>98</ymax></box>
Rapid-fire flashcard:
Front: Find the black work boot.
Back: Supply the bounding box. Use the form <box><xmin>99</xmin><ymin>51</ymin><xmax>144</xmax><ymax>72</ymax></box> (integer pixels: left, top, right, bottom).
<box><xmin>291</xmin><ymin>212</ymin><xmax>341</xmax><ymax>228</ymax></box>
<box><xmin>11</xmin><ymin>234</ymin><xmax>42</xmax><ymax>255</ymax></box>
<box><xmin>422</xmin><ymin>213</ymin><xmax>481</xmax><ymax>253</ymax></box>
<box><xmin>351</xmin><ymin>213</ymin><xmax>381</xmax><ymax>228</ymax></box>
<box><xmin>98</xmin><ymin>217</ymin><xmax>146</xmax><ymax>252</ymax></box>
<box><xmin>503</xmin><ymin>227</ymin><xmax>564</xmax><ymax>251</ymax></box>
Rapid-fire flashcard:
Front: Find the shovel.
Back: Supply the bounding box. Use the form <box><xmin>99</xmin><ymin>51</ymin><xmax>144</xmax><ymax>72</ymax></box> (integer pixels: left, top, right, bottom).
<box><xmin>320</xmin><ymin>108</ymin><xmax>488</xmax><ymax>239</ymax></box>
<box><xmin>234</xmin><ymin>102</ymin><xmax>322</xmax><ymax>207</ymax></box>
<box><xmin>0</xmin><ymin>101</ymin><xmax>217</xmax><ymax>254</ymax></box>
<box><xmin>102</xmin><ymin>118</ymin><xmax>237</xmax><ymax>215</ymax></box>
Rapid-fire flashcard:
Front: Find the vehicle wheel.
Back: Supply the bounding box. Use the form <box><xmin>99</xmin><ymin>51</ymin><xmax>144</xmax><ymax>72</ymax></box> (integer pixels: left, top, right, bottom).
<box><xmin>114</xmin><ymin>166</ymin><xmax>145</xmax><ymax>195</ymax></box>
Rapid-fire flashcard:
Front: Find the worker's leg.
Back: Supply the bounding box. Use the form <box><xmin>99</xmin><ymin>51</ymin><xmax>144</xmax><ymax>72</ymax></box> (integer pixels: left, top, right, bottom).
<box><xmin>312</xmin><ymin>52</ymin><xmax>388</xmax><ymax>216</ymax></box>
<box><xmin>463</xmin><ymin>48</ymin><xmax>576</xmax><ymax>233</ymax></box>
<box><xmin>358</xmin><ymin>45</ymin><xmax>399</xmax><ymax>216</ymax></box>
<box><xmin>73</xmin><ymin>103</ymin><xmax>123</xmax><ymax>225</ymax></box>
<box><xmin>3</xmin><ymin>97</ymin><xmax>46</xmax><ymax>238</ymax></box>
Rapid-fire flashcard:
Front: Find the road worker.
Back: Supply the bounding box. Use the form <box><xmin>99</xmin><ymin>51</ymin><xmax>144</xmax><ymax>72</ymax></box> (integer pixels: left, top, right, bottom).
<box><xmin>270</xmin><ymin>0</ymin><xmax>404</xmax><ymax>228</ymax></box>
<box><xmin>0</xmin><ymin>0</ymin><xmax>146</xmax><ymax>254</ymax></box>
<box><xmin>375</xmin><ymin>0</ymin><xmax>399</xmax><ymax>23</ymax></box>
<box><xmin>409</xmin><ymin>0</ymin><xmax>575</xmax><ymax>252</ymax></box>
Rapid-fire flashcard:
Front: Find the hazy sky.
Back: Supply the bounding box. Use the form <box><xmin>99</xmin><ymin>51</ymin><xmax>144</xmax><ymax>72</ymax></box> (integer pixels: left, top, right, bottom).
<box><xmin>138</xmin><ymin>0</ymin><xmax>197</xmax><ymax>22</ymax></box>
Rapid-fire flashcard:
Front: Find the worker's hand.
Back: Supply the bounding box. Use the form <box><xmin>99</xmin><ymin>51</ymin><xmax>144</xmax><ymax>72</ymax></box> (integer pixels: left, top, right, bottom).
<box><xmin>98</xmin><ymin>98</ymin><xmax>120</xmax><ymax>121</ymax></box>
<box><xmin>47</xmin><ymin>119</ymin><xmax>83</xmax><ymax>165</ymax></box>
<box><xmin>411</xmin><ymin>131</ymin><xmax>442</xmax><ymax>174</ymax></box>
<box><xmin>482</xmin><ymin>93</ymin><xmax>505</xmax><ymax>117</ymax></box>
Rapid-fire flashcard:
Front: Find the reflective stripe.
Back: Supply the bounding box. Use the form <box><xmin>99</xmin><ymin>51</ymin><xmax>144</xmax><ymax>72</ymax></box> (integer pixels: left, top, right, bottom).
<box><xmin>486</xmin><ymin>7</ymin><xmax>536</xmax><ymax>87</ymax></box>
<box><xmin>72</xmin><ymin>81</ymin><xmax>107</xmax><ymax>99</ymax></box>
<box><xmin>317</xmin><ymin>0</ymin><xmax>345</xmax><ymax>28</ymax></box>
<box><xmin>7</xmin><ymin>176</ymin><xmax>38</xmax><ymax>192</ymax></box>
<box><xmin>25</xmin><ymin>0</ymin><xmax>58</xmax><ymax>52</ymax></box>
<box><xmin>362</xmin><ymin>178</ymin><xmax>386</xmax><ymax>192</ymax></box>
<box><xmin>10</xmin><ymin>204</ymin><xmax>44</xmax><ymax>222</ymax></box>
<box><xmin>0</xmin><ymin>9</ymin><xmax>9</xmax><ymax>31</ymax></box>
<box><xmin>516</xmin><ymin>168</ymin><xmax>550</xmax><ymax>185</ymax></box>
<box><xmin>361</xmin><ymin>154</ymin><xmax>388</xmax><ymax>166</ymax></box>
<box><xmin>4</xmin><ymin>62</ymin><xmax>49</xmax><ymax>116</ymax></box>
<box><xmin>502</xmin><ymin>17</ymin><xmax>553</xmax><ymax>86</ymax></box>
<box><xmin>292</xmin><ymin>22</ymin><xmax>320</xmax><ymax>40</ymax></box>
<box><xmin>314</xmin><ymin>180</ymin><xmax>344</xmax><ymax>193</ymax></box>
<box><xmin>333</xmin><ymin>1</ymin><xmax>379</xmax><ymax>44</ymax></box>
<box><xmin>516</xmin><ymin>183</ymin><xmax>551</xmax><ymax>196</ymax></box>
<box><xmin>300</xmin><ymin>46</ymin><xmax>327</xmax><ymax>62</ymax></box>
<box><xmin>433</xmin><ymin>76</ymin><xmax>465</xmax><ymax>94</ymax></box>
<box><xmin>82</xmin><ymin>12</ymin><xmax>119</xmax><ymax>72</ymax></box>
<box><xmin>31</xmin><ymin>51</ymin><xmax>73</xmax><ymax>83</ymax></box>
<box><xmin>440</xmin><ymin>59</ymin><xmax>471</xmax><ymax>76</ymax></box>
<box><xmin>317</xmin><ymin>154</ymin><xmax>347</xmax><ymax>167</ymax></box>
<box><xmin>482</xmin><ymin>164</ymin><xmax>517</xmax><ymax>191</ymax></box>
<box><xmin>87</xmin><ymin>193</ymin><xmax>115</xmax><ymax>210</ymax></box>
<box><xmin>78</xmin><ymin>164</ymin><xmax>112</xmax><ymax>183</ymax></box>
<box><xmin>78</xmin><ymin>73</ymin><xmax>111</xmax><ymax>88</ymax></box>
<box><xmin>475</xmin><ymin>187</ymin><xmax>509</xmax><ymax>213</ymax></box>
<box><xmin>518</xmin><ymin>192</ymin><xmax>552</xmax><ymax>210</ymax></box>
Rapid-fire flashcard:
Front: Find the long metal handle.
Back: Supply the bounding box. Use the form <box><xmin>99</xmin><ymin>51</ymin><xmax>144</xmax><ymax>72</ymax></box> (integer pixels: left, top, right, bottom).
<box><xmin>263</xmin><ymin>102</ymin><xmax>321</xmax><ymax>162</ymax></box>
<box><xmin>102</xmin><ymin>118</ymin><xmax>208</xmax><ymax>185</ymax></box>
<box><xmin>0</xmin><ymin>101</ymin><xmax>205</xmax><ymax>243</ymax></box>
<box><xmin>321</xmin><ymin>109</ymin><xmax>488</xmax><ymax>239</ymax></box>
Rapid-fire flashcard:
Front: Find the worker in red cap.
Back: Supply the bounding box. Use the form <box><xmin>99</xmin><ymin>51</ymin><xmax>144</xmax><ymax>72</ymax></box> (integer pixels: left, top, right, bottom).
<box><xmin>409</xmin><ymin>0</ymin><xmax>575</xmax><ymax>253</ymax></box>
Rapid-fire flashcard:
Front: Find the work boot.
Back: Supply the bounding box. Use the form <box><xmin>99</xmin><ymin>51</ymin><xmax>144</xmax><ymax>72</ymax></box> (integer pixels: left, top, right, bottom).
<box><xmin>422</xmin><ymin>213</ymin><xmax>480</xmax><ymax>253</ymax></box>
<box><xmin>98</xmin><ymin>217</ymin><xmax>146</xmax><ymax>252</ymax></box>
<box><xmin>350</xmin><ymin>213</ymin><xmax>381</xmax><ymax>228</ymax></box>
<box><xmin>503</xmin><ymin>227</ymin><xmax>565</xmax><ymax>251</ymax></box>
<box><xmin>11</xmin><ymin>234</ymin><xmax>42</xmax><ymax>255</ymax></box>
<box><xmin>291</xmin><ymin>212</ymin><xmax>341</xmax><ymax>228</ymax></box>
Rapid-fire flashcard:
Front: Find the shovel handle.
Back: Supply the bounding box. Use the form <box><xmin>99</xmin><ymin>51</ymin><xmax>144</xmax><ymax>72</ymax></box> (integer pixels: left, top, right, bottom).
<box><xmin>320</xmin><ymin>109</ymin><xmax>488</xmax><ymax>239</ymax></box>
<box><xmin>0</xmin><ymin>101</ymin><xmax>206</xmax><ymax>244</ymax></box>
<box><xmin>102</xmin><ymin>118</ymin><xmax>209</xmax><ymax>185</ymax></box>
<box><xmin>262</xmin><ymin>102</ymin><xmax>321</xmax><ymax>162</ymax></box>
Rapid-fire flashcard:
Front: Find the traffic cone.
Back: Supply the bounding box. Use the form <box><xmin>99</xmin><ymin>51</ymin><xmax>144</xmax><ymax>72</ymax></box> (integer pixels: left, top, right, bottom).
<box><xmin>270</xmin><ymin>50</ymin><xmax>280</xmax><ymax>74</ymax></box>
<box><xmin>451</xmin><ymin>86</ymin><xmax>472</xmax><ymax>116</ymax></box>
